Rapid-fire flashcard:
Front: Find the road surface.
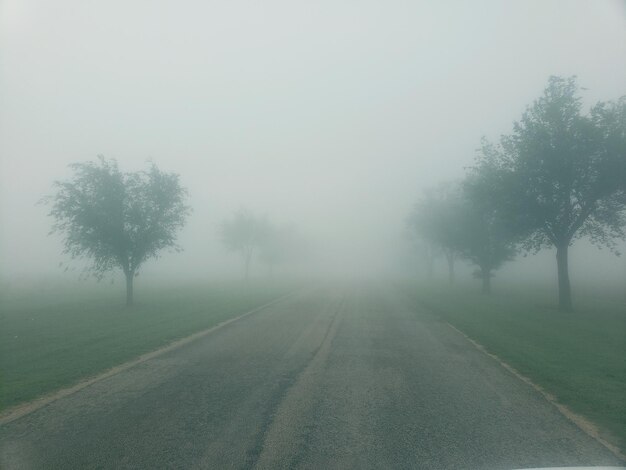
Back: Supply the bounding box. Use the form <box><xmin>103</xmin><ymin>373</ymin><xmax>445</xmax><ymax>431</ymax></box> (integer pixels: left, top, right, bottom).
<box><xmin>0</xmin><ymin>284</ymin><xmax>622</xmax><ymax>469</ymax></box>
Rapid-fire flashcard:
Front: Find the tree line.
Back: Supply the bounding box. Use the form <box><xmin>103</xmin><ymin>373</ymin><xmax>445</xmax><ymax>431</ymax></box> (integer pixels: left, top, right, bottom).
<box><xmin>43</xmin><ymin>76</ymin><xmax>624</xmax><ymax>311</ymax></box>
<box><xmin>219</xmin><ymin>208</ymin><xmax>305</xmax><ymax>281</ymax></box>
<box><xmin>44</xmin><ymin>158</ymin><xmax>303</xmax><ymax>306</ymax></box>
<box><xmin>407</xmin><ymin>76</ymin><xmax>626</xmax><ymax>311</ymax></box>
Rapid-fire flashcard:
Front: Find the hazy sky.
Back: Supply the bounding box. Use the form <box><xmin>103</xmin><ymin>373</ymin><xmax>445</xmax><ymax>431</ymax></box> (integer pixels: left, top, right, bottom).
<box><xmin>1</xmin><ymin>1</ymin><xmax>626</xmax><ymax>281</ymax></box>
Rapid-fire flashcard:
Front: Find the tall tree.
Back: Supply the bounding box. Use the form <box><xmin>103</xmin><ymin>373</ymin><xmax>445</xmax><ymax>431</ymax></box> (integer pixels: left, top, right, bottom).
<box><xmin>220</xmin><ymin>209</ymin><xmax>268</xmax><ymax>280</ymax></box>
<box><xmin>46</xmin><ymin>157</ymin><xmax>190</xmax><ymax>306</ymax></box>
<box><xmin>456</xmin><ymin>173</ymin><xmax>517</xmax><ymax>294</ymax></box>
<box><xmin>477</xmin><ymin>77</ymin><xmax>626</xmax><ymax>310</ymax></box>
<box><xmin>407</xmin><ymin>183</ymin><xmax>463</xmax><ymax>283</ymax></box>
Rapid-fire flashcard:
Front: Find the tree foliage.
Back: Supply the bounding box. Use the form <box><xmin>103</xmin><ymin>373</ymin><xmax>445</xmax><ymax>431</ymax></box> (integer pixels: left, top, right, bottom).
<box><xmin>474</xmin><ymin>76</ymin><xmax>626</xmax><ymax>309</ymax></box>
<box><xmin>220</xmin><ymin>209</ymin><xmax>269</xmax><ymax>280</ymax></box>
<box><xmin>407</xmin><ymin>179</ymin><xmax>517</xmax><ymax>292</ymax></box>
<box><xmin>456</xmin><ymin>172</ymin><xmax>518</xmax><ymax>293</ymax></box>
<box><xmin>407</xmin><ymin>183</ymin><xmax>464</xmax><ymax>282</ymax></box>
<box><xmin>46</xmin><ymin>156</ymin><xmax>190</xmax><ymax>305</ymax></box>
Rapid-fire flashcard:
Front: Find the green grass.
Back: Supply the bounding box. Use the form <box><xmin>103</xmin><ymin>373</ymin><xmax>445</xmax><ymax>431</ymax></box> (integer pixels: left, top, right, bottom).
<box><xmin>0</xmin><ymin>279</ymin><xmax>295</xmax><ymax>412</ymax></box>
<box><xmin>400</xmin><ymin>280</ymin><xmax>626</xmax><ymax>453</ymax></box>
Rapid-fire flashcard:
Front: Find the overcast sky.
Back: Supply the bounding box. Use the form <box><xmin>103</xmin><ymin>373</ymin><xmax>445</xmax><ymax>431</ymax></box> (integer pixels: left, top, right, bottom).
<box><xmin>1</xmin><ymin>0</ymin><xmax>625</xmax><ymax>281</ymax></box>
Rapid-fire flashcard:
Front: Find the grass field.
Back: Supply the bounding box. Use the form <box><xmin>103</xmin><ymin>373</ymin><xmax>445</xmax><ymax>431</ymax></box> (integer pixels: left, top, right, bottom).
<box><xmin>401</xmin><ymin>280</ymin><xmax>626</xmax><ymax>454</ymax></box>
<box><xmin>0</xmin><ymin>280</ymin><xmax>295</xmax><ymax>412</ymax></box>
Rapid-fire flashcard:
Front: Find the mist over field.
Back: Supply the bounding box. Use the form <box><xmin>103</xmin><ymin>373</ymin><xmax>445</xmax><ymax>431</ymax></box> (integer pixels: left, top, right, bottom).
<box><xmin>3</xmin><ymin>3</ymin><xmax>626</xmax><ymax>468</ymax></box>
<box><xmin>1</xmin><ymin>0</ymin><xmax>625</xmax><ymax>288</ymax></box>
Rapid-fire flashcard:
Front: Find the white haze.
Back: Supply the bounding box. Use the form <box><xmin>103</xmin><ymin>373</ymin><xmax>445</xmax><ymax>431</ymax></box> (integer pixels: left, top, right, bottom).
<box><xmin>1</xmin><ymin>0</ymin><xmax>625</xmax><ymax>285</ymax></box>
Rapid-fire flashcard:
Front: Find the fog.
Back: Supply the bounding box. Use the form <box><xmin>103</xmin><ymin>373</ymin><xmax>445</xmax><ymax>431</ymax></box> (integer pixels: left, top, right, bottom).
<box><xmin>1</xmin><ymin>0</ymin><xmax>626</xmax><ymax>285</ymax></box>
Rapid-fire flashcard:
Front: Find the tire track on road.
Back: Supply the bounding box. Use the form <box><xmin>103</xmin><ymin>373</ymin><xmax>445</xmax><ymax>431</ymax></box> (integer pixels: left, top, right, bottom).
<box><xmin>249</xmin><ymin>289</ymin><xmax>348</xmax><ymax>470</ymax></box>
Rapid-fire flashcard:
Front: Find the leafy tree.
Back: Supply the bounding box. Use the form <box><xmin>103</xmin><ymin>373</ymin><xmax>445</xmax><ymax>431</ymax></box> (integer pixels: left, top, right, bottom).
<box><xmin>477</xmin><ymin>77</ymin><xmax>626</xmax><ymax>310</ymax></box>
<box><xmin>46</xmin><ymin>157</ymin><xmax>190</xmax><ymax>306</ymax></box>
<box><xmin>220</xmin><ymin>209</ymin><xmax>268</xmax><ymax>280</ymax></box>
<box><xmin>456</xmin><ymin>173</ymin><xmax>517</xmax><ymax>294</ymax></box>
<box><xmin>407</xmin><ymin>183</ymin><xmax>464</xmax><ymax>283</ymax></box>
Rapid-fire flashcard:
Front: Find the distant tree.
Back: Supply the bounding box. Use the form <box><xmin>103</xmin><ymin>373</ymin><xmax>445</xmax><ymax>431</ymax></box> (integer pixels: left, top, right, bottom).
<box><xmin>414</xmin><ymin>240</ymin><xmax>440</xmax><ymax>279</ymax></box>
<box><xmin>407</xmin><ymin>183</ymin><xmax>464</xmax><ymax>283</ymax></box>
<box><xmin>220</xmin><ymin>209</ymin><xmax>268</xmax><ymax>280</ymax></box>
<box><xmin>45</xmin><ymin>157</ymin><xmax>190</xmax><ymax>306</ymax></box>
<box><xmin>456</xmin><ymin>173</ymin><xmax>517</xmax><ymax>294</ymax></box>
<box><xmin>477</xmin><ymin>77</ymin><xmax>626</xmax><ymax>310</ymax></box>
<box><xmin>595</xmin><ymin>97</ymin><xmax>626</xmax><ymax>303</ymax></box>
<box><xmin>258</xmin><ymin>223</ymin><xmax>302</xmax><ymax>277</ymax></box>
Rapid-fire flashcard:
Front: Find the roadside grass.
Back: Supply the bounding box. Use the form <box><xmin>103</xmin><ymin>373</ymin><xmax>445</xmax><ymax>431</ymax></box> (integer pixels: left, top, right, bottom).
<box><xmin>400</xmin><ymin>280</ymin><xmax>626</xmax><ymax>454</ymax></box>
<box><xmin>0</xmin><ymin>280</ymin><xmax>295</xmax><ymax>412</ymax></box>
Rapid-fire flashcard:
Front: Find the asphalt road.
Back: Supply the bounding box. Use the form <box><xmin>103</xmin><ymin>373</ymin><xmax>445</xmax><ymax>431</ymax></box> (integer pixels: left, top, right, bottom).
<box><xmin>0</xmin><ymin>284</ymin><xmax>622</xmax><ymax>469</ymax></box>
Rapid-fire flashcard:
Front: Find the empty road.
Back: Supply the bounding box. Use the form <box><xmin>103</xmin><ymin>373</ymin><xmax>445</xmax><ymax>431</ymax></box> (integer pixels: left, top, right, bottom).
<box><xmin>0</xmin><ymin>284</ymin><xmax>622</xmax><ymax>469</ymax></box>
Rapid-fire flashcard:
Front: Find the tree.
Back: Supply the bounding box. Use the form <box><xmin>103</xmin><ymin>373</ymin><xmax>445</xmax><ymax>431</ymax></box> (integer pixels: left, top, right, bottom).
<box><xmin>258</xmin><ymin>223</ymin><xmax>302</xmax><ymax>278</ymax></box>
<box><xmin>407</xmin><ymin>183</ymin><xmax>464</xmax><ymax>283</ymax></box>
<box><xmin>46</xmin><ymin>157</ymin><xmax>190</xmax><ymax>306</ymax></box>
<box><xmin>456</xmin><ymin>173</ymin><xmax>517</xmax><ymax>294</ymax></box>
<box><xmin>220</xmin><ymin>209</ymin><xmax>268</xmax><ymax>280</ymax></box>
<box><xmin>594</xmin><ymin>97</ymin><xmax>626</xmax><ymax>302</ymax></box>
<box><xmin>477</xmin><ymin>77</ymin><xmax>626</xmax><ymax>310</ymax></box>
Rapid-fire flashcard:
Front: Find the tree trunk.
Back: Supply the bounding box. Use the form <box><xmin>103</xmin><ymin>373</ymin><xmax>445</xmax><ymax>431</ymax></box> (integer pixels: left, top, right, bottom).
<box><xmin>446</xmin><ymin>252</ymin><xmax>455</xmax><ymax>285</ymax></box>
<box><xmin>125</xmin><ymin>271</ymin><xmax>134</xmax><ymax>307</ymax></box>
<box><xmin>556</xmin><ymin>242</ymin><xmax>573</xmax><ymax>312</ymax></box>
<box><xmin>481</xmin><ymin>269</ymin><xmax>491</xmax><ymax>295</ymax></box>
